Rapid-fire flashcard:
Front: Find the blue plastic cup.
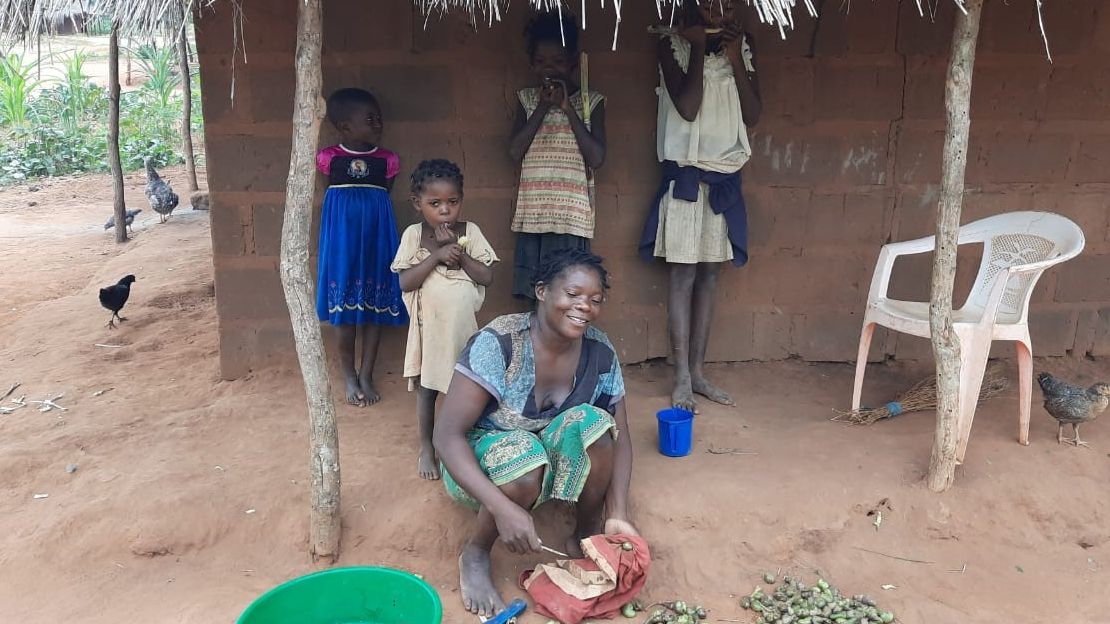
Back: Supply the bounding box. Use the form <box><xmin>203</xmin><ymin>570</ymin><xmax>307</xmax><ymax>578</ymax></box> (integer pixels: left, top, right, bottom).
<box><xmin>657</xmin><ymin>407</ymin><xmax>694</xmax><ymax>457</ymax></box>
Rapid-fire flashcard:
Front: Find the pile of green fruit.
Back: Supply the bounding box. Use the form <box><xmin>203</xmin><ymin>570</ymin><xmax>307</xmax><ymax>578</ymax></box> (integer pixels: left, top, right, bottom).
<box><xmin>617</xmin><ymin>599</ymin><xmax>708</xmax><ymax>623</ymax></box>
<box><xmin>741</xmin><ymin>574</ymin><xmax>895</xmax><ymax>624</ymax></box>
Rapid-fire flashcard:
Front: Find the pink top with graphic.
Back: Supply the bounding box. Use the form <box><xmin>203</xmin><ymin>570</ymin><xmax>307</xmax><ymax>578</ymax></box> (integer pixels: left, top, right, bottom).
<box><xmin>316</xmin><ymin>144</ymin><xmax>400</xmax><ymax>179</ymax></box>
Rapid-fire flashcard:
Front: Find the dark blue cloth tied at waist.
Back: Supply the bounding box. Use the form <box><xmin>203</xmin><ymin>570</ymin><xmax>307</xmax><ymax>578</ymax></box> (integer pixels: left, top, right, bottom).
<box><xmin>639</xmin><ymin>160</ymin><xmax>749</xmax><ymax>267</ymax></box>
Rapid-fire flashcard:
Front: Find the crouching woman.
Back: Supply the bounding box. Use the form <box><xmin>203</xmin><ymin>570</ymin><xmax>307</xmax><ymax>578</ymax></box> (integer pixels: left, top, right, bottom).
<box><xmin>433</xmin><ymin>248</ymin><xmax>639</xmax><ymax>617</ymax></box>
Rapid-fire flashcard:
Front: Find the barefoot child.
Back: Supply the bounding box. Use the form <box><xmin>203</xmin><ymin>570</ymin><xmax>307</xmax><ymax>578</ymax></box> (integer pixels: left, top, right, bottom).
<box><xmin>316</xmin><ymin>88</ymin><xmax>408</xmax><ymax>407</ymax></box>
<box><xmin>640</xmin><ymin>0</ymin><xmax>762</xmax><ymax>413</ymax></box>
<box><xmin>392</xmin><ymin>159</ymin><xmax>497</xmax><ymax>480</ymax></box>
<box><xmin>508</xmin><ymin>10</ymin><xmax>606</xmax><ymax>301</ymax></box>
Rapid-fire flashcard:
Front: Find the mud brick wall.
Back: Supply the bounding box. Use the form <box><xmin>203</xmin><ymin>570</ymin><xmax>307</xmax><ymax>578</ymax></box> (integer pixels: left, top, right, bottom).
<box><xmin>195</xmin><ymin>0</ymin><xmax>1110</xmax><ymax>379</ymax></box>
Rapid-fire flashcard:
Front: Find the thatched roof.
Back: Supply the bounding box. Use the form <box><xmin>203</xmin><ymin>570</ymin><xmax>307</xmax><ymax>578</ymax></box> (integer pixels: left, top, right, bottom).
<box><xmin>0</xmin><ymin>0</ymin><xmax>203</xmax><ymax>42</ymax></box>
<box><xmin>1</xmin><ymin>0</ymin><xmax>1049</xmax><ymax>59</ymax></box>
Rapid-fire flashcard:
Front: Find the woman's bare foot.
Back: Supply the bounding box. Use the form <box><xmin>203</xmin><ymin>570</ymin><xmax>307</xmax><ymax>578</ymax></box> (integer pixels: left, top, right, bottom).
<box><xmin>604</xmin><ymin>517</ymin><xmax>640</xmax><ymax>537</ymax></box>
<box><xmin>672</xmin><ymin>372</ymin><xmax>698</xmax><ymax>413</ymax></box>
<box><xmin>692</xmin><ymin>374</ymin><xmax>734</xmax><ymax>406</ymax></box>
<box><xmin>459</xmin><ymin>543</ymin><xmax>504</xmax><ymax>617</ymax></box>
<box><xmin>344</xmin><ymin>373</ymin><xmax>365</xmax><ymax>406</ymax></box>
<box><xmin>358</xmin><ymin>375</ymin><xmax>381</xmax><ymax>406</ymax></box>
<box><xmin>418</xmin><ymin>443</ymin><xmax>440</xmax><ymax>480</ymax></box>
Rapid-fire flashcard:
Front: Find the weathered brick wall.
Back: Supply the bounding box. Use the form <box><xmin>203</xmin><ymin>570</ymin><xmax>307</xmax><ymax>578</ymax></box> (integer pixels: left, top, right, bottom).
<box><xmin>195</xmin><ymin>0</ymin><xmax>1110</xmax><ymax>379</ymax></box>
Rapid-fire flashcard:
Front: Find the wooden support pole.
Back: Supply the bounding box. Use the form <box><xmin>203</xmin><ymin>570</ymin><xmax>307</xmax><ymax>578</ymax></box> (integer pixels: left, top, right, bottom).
<box><xmin>108</xmin><ymin>22</ymin><xmax>128</xmax><ymax>244</ymax></box>
<box><xmin>926</xmin><ymin>0</ymin><xmax>983</xmax><ymax>493</ymax></box>
<box><xmin>177</xmin><ymin>1</ymin><xmax>199</xmax><ymax>192</ymax></box>
<box><xmin>279</xmin><ymin>0</ymin><xmax>339</xmax><ymax>559</ymax></box>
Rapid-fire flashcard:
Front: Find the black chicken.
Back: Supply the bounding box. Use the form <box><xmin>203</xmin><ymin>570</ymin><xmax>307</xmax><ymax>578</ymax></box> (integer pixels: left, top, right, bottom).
<box><xmin>103</xmin><ymin>209</ymin><xmax>142</xmax><ymax>233</ymax></box>
<box><xmin>145</xmin><ymin>159</ymin><xmax>179</xmax><ymax>223</ymax></box>
<box><xmin>99</xmin><ymin>275</ymin><xmax>137</xmax><ymax>329</ymax></box>
<box><xmin>1037</xmin><ymin>372</ymin><xmax>1110</xmax><ymax>447</ymax></box>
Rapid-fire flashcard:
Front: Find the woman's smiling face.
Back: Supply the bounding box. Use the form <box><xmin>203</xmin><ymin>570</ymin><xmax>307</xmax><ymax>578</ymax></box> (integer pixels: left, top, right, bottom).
<box><xmin>536</xmin><ymin>265</ymin><xmax>605</xmax><ymax>340</ymax></box>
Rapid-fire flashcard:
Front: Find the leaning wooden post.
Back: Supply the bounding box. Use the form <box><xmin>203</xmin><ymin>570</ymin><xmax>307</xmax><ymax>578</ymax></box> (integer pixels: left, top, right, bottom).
<box><xmin>926</xmin><ymin>0</ymin><xmax>984</xmax><ymax>493</ymax></box>
<box><xmin>108</xmin><ymin>21</ymin><xmax>128</xmax><ymax>244</ymax></box>
<box><xmin>177</xmin><ymin>1</ymin><xmax>199</xmax><ymax>192</ymax></box>
<box><xmin>279</xmin><ymin>0</ymin><xmax>340</xmax><ymax>558</ymax></box>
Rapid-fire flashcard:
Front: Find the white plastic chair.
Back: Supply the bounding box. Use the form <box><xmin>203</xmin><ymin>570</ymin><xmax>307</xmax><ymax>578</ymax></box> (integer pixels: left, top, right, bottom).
<box><xmin>852</xmin><ymin>211</ymin><xmax>1085</xmax><ymax>461</ymax></box>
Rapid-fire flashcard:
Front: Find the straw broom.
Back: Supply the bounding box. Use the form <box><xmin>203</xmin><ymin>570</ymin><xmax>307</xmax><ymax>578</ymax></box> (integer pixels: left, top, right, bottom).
<box><xmin>833</xmin><ymin>363</ymin><xmax>1010</xmax><ymax>425</ymax></box>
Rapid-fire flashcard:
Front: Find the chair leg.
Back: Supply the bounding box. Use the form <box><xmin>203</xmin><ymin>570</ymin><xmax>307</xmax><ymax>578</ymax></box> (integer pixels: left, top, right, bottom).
<box><xmin>955</xmin><ymin>347</ymin><xmax>992</xmax><ymax>464</ymax></box>
<box><xmin>851</xmin><ymin>323</ymin><xmax>876</xmax><ymax>411</ymax></box>
<box><xmin>1016</xmin><ymin>340</ymin><xmax>1033</xmax><ymax>446</ymax></box>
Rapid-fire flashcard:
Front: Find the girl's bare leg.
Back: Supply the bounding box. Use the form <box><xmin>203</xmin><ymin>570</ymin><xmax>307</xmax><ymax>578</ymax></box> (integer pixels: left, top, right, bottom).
<box><xmin>690</xmin><ymin>262</ymin><xmax>734</xmax><ymax>405</ymax></box>
<box><xmin>459</xmin><ymin>468</ymin><xmax>543</xmax><ymax>617</ymax></box>
<box><xmin>416</xmin><ymin>384</ymin><xmax>440</xmax><ymax>480</ymax></box>
<box><xmin>357</xmin><ymin>323</ymin><xmax>382</xmax><ymax>405</ymax></box>
<box><xmin>337</xmin><ymin>325</ymin><xmax>364</xmax><ymax>406</ymax></box>
<box><xmin>668</xmin><ymin>263</ymin><xmax>698</xmax><ymax>412</ymax></box>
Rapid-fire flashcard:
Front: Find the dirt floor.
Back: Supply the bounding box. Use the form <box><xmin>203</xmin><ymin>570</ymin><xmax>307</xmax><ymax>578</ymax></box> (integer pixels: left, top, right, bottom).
<box><xmin>1</xmin><ymin>169</ymin><xmax>1109</xmax><ymax>623</ymax></box>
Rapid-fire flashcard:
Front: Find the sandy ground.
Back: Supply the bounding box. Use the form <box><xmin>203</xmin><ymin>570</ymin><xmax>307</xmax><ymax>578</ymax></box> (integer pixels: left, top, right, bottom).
<box><xmin>1</xmin><ymin>169</ymin><xmax>1110</xmax><ymax>623</ymax></box>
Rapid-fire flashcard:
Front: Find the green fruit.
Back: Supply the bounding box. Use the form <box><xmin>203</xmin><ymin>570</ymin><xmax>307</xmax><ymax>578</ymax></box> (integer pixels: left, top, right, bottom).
<box><xmin>696</xmin><ymin>607</ymin><xmax>708</xmax><ymax>620</ymax></box>
<box><xmin>764</xmin><ymin>572</ymin><xmax>777</xmax><ymax>584</ymax></box>
<box><xmin>881</xmin><ymin>612</ymin><xmax>895</xmax><ymax>623</ymax></box>
<box><xmin>675</xmin><ymin>601</ymin><xmax>688</xmax><ymax>614</ymax></box>
<box><xmin>741</xmin><ymin>598</ymin><xmax>752</xmax><ymax>610</ymax></box>
<box><xmin>623</xmin><ymin>603</ymin><xmax>637</xmax><ymax>618</ymax></box>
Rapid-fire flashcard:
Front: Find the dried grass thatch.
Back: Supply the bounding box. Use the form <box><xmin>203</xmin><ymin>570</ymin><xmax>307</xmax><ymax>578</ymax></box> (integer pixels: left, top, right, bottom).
<box><xmin>0</xmin><ymin>0</ymin><xmax>205</xmax><ymax>43</ymax></box>
<box><xmin>0</xmin><ymin>0</ymin><xmax>1050</xmax><ymax>57</ymax></box>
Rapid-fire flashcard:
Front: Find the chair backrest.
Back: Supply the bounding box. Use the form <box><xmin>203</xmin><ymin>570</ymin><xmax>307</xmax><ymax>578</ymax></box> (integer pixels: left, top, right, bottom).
<box><xmin>961</xmin><ymin>212</ymin><xmax>1085</xmax><ymax>323</ymax></box>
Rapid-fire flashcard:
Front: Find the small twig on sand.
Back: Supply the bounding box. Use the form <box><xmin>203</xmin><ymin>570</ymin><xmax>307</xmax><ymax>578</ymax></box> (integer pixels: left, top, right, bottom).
<box><xmin>92</xmin><ymin>388</ymin><xmax>114</xmax><ymax>397</ymax></box>
<box><xmin>948</xmin><ymin>563</ymin><xmax>967</xmax><ymax>573</ymax></box>
<box><xmin>11</xmin><ymin>395</ymin><xmax>27</xmax><ymax>407</ymax></box>
<box><xmin>1</xmin><ymin>382</ymin><xmax>19</xmax><ymax>401</ymax></box>
<box><xmin>94</xmin><ymin>343</ymin><xmax>126</xmax><ymax>349</ymax></box>
<box><xmin>707</xmin><ymin>447</ymin><xmax>759</xmax><ymax>455</ymax></box>
<box><xmin>30</xmin><ymin>393</ymin><xmax>67</xmax><ymax>412</ymax></box>
<box><xmin>854</xmin><ymin>546</ymin><xmax>934</xmax><ymax>564</ymax></box>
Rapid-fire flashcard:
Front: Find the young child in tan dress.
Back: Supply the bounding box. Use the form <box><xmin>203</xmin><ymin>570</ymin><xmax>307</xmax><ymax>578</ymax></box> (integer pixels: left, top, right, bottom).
<box><xmin>392</xmin><ymin>159</ymin><xmax>498</xmax><ymax>480</ymax></box>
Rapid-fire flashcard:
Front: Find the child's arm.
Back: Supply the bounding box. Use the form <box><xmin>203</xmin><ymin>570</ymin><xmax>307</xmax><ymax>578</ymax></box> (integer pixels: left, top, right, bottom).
<box><xmin>508</xmin><ymin>101</ymin><xmax>550</xmax><ymax>162</ymax></box>
<box><xmin>384</xmin><ymin>151</ymin><xmax>399</xmax><ymax>191</ymax></box>
<box><xmin>457</xmin><ymin>252</ymin><xmax>493</xmax><ymax>287</ymax></box>
<box><xmin>398</xmin><ymin>244</ymin><xmax>461</xmax><ymax>292</ymax></box>
<box><xmin>659</xmin><ymin>26</ymin><xmax>707</xmax><ymax>122</ymax></box>
<box><xmin>560</xmin><ymin>89</ymin><xmax>606</xmax><ymax>169</ymax></box>
<box><xmin>724</xmin><ymin>27</ymin><xmax>762</xmax><ymax>127</ymax></box>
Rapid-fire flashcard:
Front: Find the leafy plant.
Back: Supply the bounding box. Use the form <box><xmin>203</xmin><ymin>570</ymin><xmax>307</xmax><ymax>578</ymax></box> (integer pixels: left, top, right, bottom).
<box><xmin>0</xmin><ymin>37</ymin><xmax>206</xmax><ymax>185</ymax></box>
<box><xmin>39</xmin><ymin>51</ymin><xmax>105</xmax><ymax>131</ymax></box>
<box><xmin>0</xmin><ymin>53</ymin><xmax>42</xmax><ymax>127</ymax></box>
<box><xmin>0</xmin><ymin>125</ymin><xmax>107</xmax><ymax>182</ymax></box>
<box><xmin>131</xmin><ymin>43</ymin><xmax>180</xmax><ymax>109</ymax></box>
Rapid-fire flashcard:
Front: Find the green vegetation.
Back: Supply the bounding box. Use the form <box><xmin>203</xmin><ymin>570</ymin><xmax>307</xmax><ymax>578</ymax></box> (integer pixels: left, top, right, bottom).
<box><xmin>0</xmin><ymin>44</ymin><xmax>202</xmax><ymax>184</ymax></box>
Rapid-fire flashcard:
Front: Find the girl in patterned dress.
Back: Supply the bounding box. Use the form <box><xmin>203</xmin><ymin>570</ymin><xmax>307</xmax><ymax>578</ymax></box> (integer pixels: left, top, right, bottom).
<box><xmin>508</xmin><ymin>10</ymin><xmax>607</xmax><ymax>301</ymax></box>
<box><xmin>316</xmin><ymin>88</ymin><xmax>408</xmax><ymax>407</ymax></box>
<box><xmin>392</xmin><ymin>159</ymin><xmax>498</xmax><ymax>480</ymax></box>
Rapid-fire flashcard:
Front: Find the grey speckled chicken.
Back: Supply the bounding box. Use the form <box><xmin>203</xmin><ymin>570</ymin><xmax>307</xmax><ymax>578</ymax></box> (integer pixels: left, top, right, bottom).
<box><xmin>104</xmin><ymin>208</ymin><xmax>142</xmax><ymax>233</ymax></box>
<box><xmin>145</xmin><ymin>159</ymin><xmax>179</xmax><ymax>223</ymax></box>
<box><xmin>1037</xmin><ymin>372</ymin><xmax>1110</xmax><ymax>447</ymax></box>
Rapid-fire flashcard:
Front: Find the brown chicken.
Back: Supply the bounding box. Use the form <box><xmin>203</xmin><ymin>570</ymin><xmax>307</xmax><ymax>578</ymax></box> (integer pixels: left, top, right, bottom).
<box><xmin>1037</xmin><ymin>372</ymin><xmax>1110</xmax><ymax>447</ymax></box>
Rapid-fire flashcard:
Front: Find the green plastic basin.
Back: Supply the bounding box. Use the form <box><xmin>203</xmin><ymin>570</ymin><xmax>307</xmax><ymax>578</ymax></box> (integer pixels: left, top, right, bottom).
<box><xmin>236</xmin><ymin>566</ymin><xmax>442</xmax><ymax>624</ymax></box>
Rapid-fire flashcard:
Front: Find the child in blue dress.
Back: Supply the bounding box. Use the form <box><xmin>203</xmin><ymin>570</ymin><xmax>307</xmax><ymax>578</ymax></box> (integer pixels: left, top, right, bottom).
<box><xmin>316</xmin><ymin>87</ymin><xmax>408</xmax><ymax>407</ymax></box>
